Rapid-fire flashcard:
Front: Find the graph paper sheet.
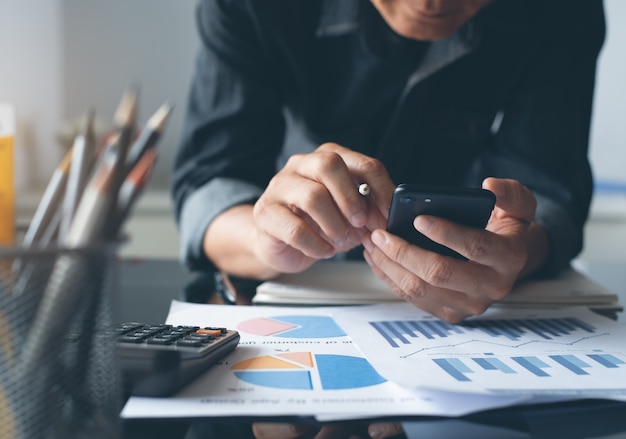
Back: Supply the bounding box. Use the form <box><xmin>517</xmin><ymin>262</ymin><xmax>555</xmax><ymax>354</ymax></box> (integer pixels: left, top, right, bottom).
<box><xmin>332</xmin><ymin>302</ymin><xmax>626</xmax><ymax>399</ymax></box>
<box><xmin>122</xmin><ymin>301</ymin><xmax>526</xmax><ymax>420</ymax></box>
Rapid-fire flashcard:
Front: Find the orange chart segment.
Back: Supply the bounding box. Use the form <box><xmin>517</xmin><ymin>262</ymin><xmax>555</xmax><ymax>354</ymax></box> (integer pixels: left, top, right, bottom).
<box><xmin>237</xmin><ymin>317</ymin><xmax>297</xmax><ymax>336</ymax></box>
<box><xmin>232</xmin><ymin>355</ymin><xmax>303</xmax><ymax>370</ymax></box>
<box><xmin>231</xmin><ymin>353</ymin><xmax>387</xmax><ymax>390</ymax></box>
<box><xmin>278</xmin><ymin>352</ymin><xmax>314</xmax><ymax>368</ymax></box>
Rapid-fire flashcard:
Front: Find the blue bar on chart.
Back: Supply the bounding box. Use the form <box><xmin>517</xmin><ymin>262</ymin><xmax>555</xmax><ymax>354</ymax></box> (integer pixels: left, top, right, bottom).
<box><xmin>433</xmin><ymin>358</ymin><xmax>473</xmax><ymax>382</ymax></box>
<box><xmin>369</xmin><ymin>320</ymin><xmax>465</xmax><ymax>347</ymax></box>
<box><xmin>587</xmin><ymin>353</ymin><xmax>625</xmax><ymax>368</ymax></box>
<box><xmin>370</xmin><ymin>317</ymin><xmax>597</xmax><ymax>348</ymax></box>
<box><xmin>511</xmin><ymin>356</ymin><xmax>551</xmax><ymax>377</ymax></box>
<box><xmin>549</xmin><ymin>355</ymin><xmax>592</xmax><ymax>375</ymax></box>
<box><xmin>473</xmin><ymin>357</ymin><xmax>516</xmax><ymax>374</ymax></box>
<box><xmin>434</xmin><ymin>353</ymin><xmax>626</xmax><ymax>382</ymax></box>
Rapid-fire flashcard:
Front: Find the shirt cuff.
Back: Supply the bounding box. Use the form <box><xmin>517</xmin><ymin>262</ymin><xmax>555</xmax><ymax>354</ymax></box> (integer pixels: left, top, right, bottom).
<box><xmin>533</xmin><ymin>192</ymin><xmax>582</xmax><ymax>278</ymax></box>
<box><xmin>179</xmin><ymin>177</ymin><xmax>263</xmax><ymax>271</ymax></box>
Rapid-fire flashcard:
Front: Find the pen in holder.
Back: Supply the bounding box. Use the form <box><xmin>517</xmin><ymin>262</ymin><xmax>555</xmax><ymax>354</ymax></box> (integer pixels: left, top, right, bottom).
<box><xmin>0</xmin><ymin>241</ymin><xmax>123</xmax><ymax>439</ymax></box>
<box><xmin>0</xmin><ymin>88</ymin><xmax>170</xmax><ymax>438</ymax></box>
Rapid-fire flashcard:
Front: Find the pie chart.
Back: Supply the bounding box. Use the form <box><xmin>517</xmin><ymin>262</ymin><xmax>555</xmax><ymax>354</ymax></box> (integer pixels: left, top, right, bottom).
<box><xmin>237</xmin><ymin>315</ymin><xmax>346</xmax><ymax>338</ymax></box>
<box><xmin>231</xmin><ymin>352</ymin><xmax>387</xmax><ymax>390</ymax></box>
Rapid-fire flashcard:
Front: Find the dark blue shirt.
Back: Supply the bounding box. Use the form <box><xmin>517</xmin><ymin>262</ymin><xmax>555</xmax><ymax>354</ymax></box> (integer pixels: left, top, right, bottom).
<box><xmin>172</xmin><ymin>0</ymin><xmax>605</xmax><ymax>275</ymax></box>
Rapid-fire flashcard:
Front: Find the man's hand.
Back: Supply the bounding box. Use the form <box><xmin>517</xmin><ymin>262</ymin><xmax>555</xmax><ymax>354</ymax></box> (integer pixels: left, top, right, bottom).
<box><xmin>362</xmin><ymin>177</ymin><xmax>549</xmax><ymax>323</ymax></box>
<box><xmin>251</xmin><ymin>421</ymin><xmax>405</xmax><ymax>439</ymax></box>
<box><xmin>250</xmin><ymin>143</ymin><xmax>394</xmax><ymax>274</ymax></box>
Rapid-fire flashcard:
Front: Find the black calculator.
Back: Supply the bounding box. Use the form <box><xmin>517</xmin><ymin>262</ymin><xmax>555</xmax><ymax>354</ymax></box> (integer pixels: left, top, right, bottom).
<box><xmin>117</xmin><ymin>322</ymin><xmax>240</xmax><ymax>397</ymax></box>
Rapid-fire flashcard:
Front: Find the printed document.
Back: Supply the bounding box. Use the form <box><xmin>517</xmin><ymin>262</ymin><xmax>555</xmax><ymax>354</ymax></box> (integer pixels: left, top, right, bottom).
<box><xmin>332</xmin><ymin>302</ymin><xmax>626</xmax><ymax>399</ymax></box>
<box><xmin>121</xmin><ymin>301</ymin><xmax>526</xmax><ymax>420</ymax></box>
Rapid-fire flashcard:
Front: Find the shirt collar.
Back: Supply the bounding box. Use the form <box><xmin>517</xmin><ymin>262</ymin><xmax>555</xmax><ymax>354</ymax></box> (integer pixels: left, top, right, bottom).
<box><xmin>408</xmin><ymin>21</ymin><xmax>480</xmax><ymax>86</ymax></box>
<box><xmin>314</xmin><ymin>0</ymin><xmax>527</xmax><ymax>84</ymax></box>
<box><xmin>315</xmin><ymin>0</ymin><xmax>530</xmax><ymax>37</ymax></box>
<box><xmin>316</xmin><ymin>0</ymin><xmax>361</xmax><ymax>37</ymax></box>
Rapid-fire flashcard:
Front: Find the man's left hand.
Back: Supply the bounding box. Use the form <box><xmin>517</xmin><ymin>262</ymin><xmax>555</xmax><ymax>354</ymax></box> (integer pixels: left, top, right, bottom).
<box><xmin>362</xmin><ymin>177</ymin><xmax>548</xmax><ymax>323</ymax></box>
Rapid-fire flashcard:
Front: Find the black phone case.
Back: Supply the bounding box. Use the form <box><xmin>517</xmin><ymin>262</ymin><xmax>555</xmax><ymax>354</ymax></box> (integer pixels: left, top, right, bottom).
<box><xmin>386</xmin><ymin>184</ymin><xmax>495</xmax><ymax>259</ymax></box>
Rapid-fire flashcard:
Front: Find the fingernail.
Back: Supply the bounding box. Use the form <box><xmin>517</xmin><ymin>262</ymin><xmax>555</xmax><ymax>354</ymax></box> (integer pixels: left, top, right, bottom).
<box><xmin>333</xmin><ymin>236</ymin><xmax>346</xmax><ymax>248</ymax></box>
<box><xmin>321</xmin><ymin>245</ymin><xmax>336</xmax><ymax>259</ymax></box>
<box><xmin>371</xmin><ymin>230</ymin><xmax>386</xmax><ymax>248</ymax></box>
<box><xmin>362</xmin><ymin>249</ymin><xmax>373</xmax><ymax>266</ymax></box>
<box><xmin>351</xmin><ymin>210</ymin><xmax>367</xmax><ymax>228</ymax></box>
<box><xmin>362</xmin><ymin>234</ymin><xmax>373</xmax><ymax>253</ymax></box>
<box><xmin>368</xmin><ymin>425</ymin><xmax>385</xmax><ymax>439</ymax></box>
<box><xmin>486</xmin><ymin>177</ymin><xmax>505</xmax><ymax>198</ymax></box>
<box><xmin>415</xmin><ymin>215</ymin><xmax>433</xmax><ymax>233</ymax></box>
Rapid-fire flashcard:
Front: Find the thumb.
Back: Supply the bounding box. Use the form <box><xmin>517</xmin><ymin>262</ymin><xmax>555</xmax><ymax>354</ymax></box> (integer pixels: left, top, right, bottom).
<box><xmin>368</xmin><ymin>422</ymin><xmax>404</xmax><ymax>439</ymax></box>
<box><xmin>483</xmin><ymin>177</ymin><xmax>536</xmax><ymax>223</ymax></box>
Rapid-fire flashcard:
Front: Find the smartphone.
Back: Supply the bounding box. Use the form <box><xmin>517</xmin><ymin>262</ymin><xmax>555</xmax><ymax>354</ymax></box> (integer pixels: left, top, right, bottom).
<box><xmin>386</xmin><ymin>184</ymin><xmax>496</xmax><ymax>259</ymax></box>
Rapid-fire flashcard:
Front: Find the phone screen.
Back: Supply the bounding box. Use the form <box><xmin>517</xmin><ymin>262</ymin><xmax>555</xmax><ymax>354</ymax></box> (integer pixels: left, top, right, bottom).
<box><xmin>386</xmin><ymin>184</ymin><xmax>495</xmax><ymax>259</ymax></box>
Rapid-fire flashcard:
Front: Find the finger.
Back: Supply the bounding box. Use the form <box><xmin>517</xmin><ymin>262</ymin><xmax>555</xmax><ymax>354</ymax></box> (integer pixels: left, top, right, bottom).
<box><xmin>252</xmin><ymin>422</ymin><xmax>318</xmax><ymax>439</ymax></box>
<box><xmin>363</xmin><ymin>232</ymin><xmax>467</xmax><ymax>321</ymax></box>
<box><xmin>400</xmin><ymin>215</ymin><xmax>521</xmax><ymax>302</ymax></box>
<box><xmin>413</xmin><ymin>215</ymin><xmax>505</xmax><ymax>267</ymax></box>
<box><xmin>261</xmin><ymin>164</ymin><xmax>361</xmax><ymax>250</ymax></box>
<box><xmin>364</xmin><ymin>247</ymin><xmax>481</xmax><ymax>322</ymax></box>
<box><xmin>315</xmin><ymin>423</ymin><xmax>370</xmax><ymax>439</ymax></box>
<box><xmin>410</xmin><ymin>218</ymin><xmax>515</xmax><ymax>300</ymax></box>
<box><xmin>254</xmin><ymin>202</ymin><xmax>336</xmax><ymax>260</ymax></box>
<box><xmin>483</xmin><ymin>177</ymin><xmax>536</xmax><ymax>222</ymax></box>
<box><xmin>367</xmin><ymin>422</ymin><xmax>405</xmax><ymax>439</ymax></box>
<box><xmin>364</xmin><ymin>230</ymin><xmax>494</xmax><ymax>321</ymax></box>
<box><xmin>289</xmin><ymin>148</ymin><xmax>371</xmax><ymax>228</ymax></box>
<box><xmin>315</xmin><ymin>143</ymin><xmax>395</xmax><ymax>228</ymax></box>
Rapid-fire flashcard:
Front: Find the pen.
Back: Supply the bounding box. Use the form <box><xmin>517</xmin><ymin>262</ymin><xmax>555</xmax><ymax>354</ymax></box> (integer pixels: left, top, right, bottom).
<box><xmin>22</xmin><ymin>148</ymin><xmax>73</xmax><ymax>249</ymax></box>
<box><xmin>64</xmin><ymin>149</ymin><xmax>117</xmax><ymax>247</ymax></box>
<box><xmin>102</xmin><ymin>88</ymin><xmax>139</xmax><ymax>238</ymax></box>
<box><xmin>59</xmin><ymin>109</ymin><xmax>96</xmax><ymax>241</ymax></box>
<box><xmin>123</xmin><ymin>102</ymin><xmax>172</xmax><ymax>177</ymax></box>
<box><xmin>20</xmin><ymin>148</ymin><xmax>118</xmax><ymax>373</ymax></box>
<box><xmin>113</xmin><ymin>148</ymin><xmax>158</xmax><ymax>234</ymax></box>
<box><xmin>358</xmin><ymin>182</ymin><xmax>370</xmax><ymax>197</ymax></box>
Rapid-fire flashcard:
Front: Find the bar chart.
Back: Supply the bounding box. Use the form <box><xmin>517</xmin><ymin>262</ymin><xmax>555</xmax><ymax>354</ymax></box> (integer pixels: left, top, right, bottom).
<box><xmin>434</xmin><ymin>352</ymin><xmax>625</xmax><ymax>382</ymax></box>
<box><xmin>333</xmin><ymin>303</ymin><xmax>626</xmax><ymax>395</ymax></box>
<box><xmin>370</xmin><ymin>316</ymin><xmax>598</xmax><ymax>349</ymax></box>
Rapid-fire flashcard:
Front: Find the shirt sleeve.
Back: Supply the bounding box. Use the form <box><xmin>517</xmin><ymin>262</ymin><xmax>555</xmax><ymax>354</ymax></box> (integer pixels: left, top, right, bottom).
<box><xmin>171</xmin><ymin>0</ymin><xmax>286</xmax><ymax>271</ymax></box>
<box><xmin>467</xmin><ymin>1</ymin><xmax>605</xmax><ymax>276</ymax></box>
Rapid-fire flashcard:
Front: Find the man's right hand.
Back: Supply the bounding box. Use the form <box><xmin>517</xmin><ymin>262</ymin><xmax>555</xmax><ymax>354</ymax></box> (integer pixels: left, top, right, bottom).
<box><xmin>249</xmin><ymin>142</ymin><xmax>394</xmax><ymax>274</ymax></box>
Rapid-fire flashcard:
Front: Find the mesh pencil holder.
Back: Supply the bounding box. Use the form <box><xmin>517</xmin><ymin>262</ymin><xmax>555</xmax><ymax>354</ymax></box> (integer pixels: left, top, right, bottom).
<box><xmin>0</xmin><ymin>241</ymin><xmax>122</xmax><ymax>439</ymax></box>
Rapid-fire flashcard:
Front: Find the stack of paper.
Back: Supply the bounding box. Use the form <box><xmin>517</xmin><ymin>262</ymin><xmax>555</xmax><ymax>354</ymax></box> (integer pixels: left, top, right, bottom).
<box><xmin>253</xmin><ymin>260</ymin><xmax>621</xmax><ymax>313</ymax></box>
<box><xmin>122</xmin><ymin>300</ymin><xmax>626</xmax><ymax>422</ymax></box>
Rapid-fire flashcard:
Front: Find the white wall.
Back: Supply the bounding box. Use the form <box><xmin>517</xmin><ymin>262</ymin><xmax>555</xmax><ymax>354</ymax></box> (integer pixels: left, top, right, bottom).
<box><xmin>61</xmin><ymin>0</ymin><xmax>199</xmax><ymax>192</ymax></box>
<box><xmin>0</xmin><ymin>0</ymin><xmax>63</xmax><ymax>191</ymax></box>
<box><xmin>0</xmin><ymin>0</ymin><xmax>198</xmax><ymax>194</ymax></box>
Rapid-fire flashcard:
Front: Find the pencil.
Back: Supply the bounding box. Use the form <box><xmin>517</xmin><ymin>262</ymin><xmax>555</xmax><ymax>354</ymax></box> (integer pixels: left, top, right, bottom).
<box><xmin>113</xmin><ymin>148</ymin><xmax>158</xmax><ymax>234</ymax></box>
<box><xmin>123</xmin><ymin>102</ymin><xmax>172</xmax><ymax>177</ymax></box>
<box><xmin>20</xmin><ymin>149</ymin><xmax>118</xmax><ymax>373</ymax></box>
<box><xmin>64</xmin><ymin>150</ymin><xmax>117</xmax><ymax>247</ymax></box>
<box><xmin>107</xmin><ymin>87</ymin><xmax>138</xmax><ymax>188</ymax></box>
<box><xmin>22</xmin><ymin>148</ymin><xmax>73</xmax><ymax>249</ymax></box>
<box><xmin>103</xmin><ymin>88</ymin><xmax>138</xmax><ymax>238</ymax></box>
<box><xmin>59</xmin><ymin>109</ymin><xmax>96</xmax><ymax>240</ymax></box>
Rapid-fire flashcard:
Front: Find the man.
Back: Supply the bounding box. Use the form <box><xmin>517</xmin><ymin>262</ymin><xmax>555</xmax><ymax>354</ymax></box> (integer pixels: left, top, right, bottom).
<box><xmin>173</xmin><ymin>1</ymin><xmax>604</xmax><ymax>437</ymax></box>
<box><xmin>173</xmin><ymin>0</ymin><xmax>603</xmax><ymax>322</ymax></box>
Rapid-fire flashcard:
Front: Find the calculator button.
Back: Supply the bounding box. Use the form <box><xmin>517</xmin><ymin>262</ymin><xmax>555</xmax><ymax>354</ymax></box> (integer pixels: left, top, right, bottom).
<box><xmin>176</xmin><ymin>338</ymin><xmax>203</xmax><ymax>348</ymax></box>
